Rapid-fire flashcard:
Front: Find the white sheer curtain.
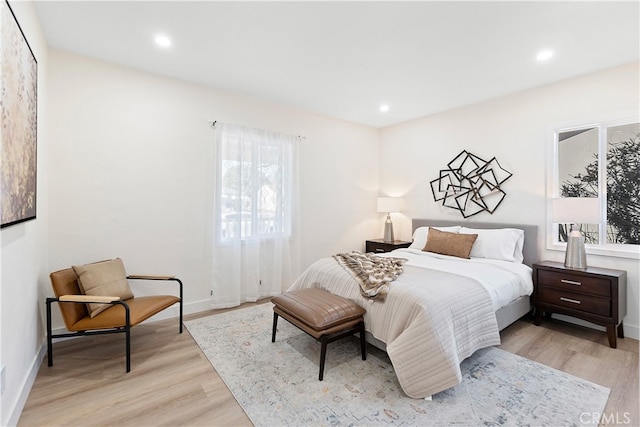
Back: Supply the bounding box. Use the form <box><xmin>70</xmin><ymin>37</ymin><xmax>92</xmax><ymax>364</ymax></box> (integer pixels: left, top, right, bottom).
<box><xmin>210</xmin><ymin>123</ymin><xmax>300</xmax><ymax>308</ymax></box>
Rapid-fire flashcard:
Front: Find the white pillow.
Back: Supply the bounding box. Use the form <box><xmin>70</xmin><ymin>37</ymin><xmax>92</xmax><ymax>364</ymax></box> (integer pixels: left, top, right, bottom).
<box><xmin>459</xmin><ymin>227</ymin><xmax>524</xmax><ymax>263</ymax></box>
<box><xmin>512</xmin><ymin>232</ymin><xmax>525</xmax><ymax>263</ymax></box>
<box><xmin>409</xmin><ymin>226</ymin><xmax>461</xmax><ymax>250</ymax></box>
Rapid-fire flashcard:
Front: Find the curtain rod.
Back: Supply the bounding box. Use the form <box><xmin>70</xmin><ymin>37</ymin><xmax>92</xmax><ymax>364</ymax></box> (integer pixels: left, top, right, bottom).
<box><xmin>208</xmin><ymin>120</ymin><xmax>305</xmax><ymax>140</ymax></box>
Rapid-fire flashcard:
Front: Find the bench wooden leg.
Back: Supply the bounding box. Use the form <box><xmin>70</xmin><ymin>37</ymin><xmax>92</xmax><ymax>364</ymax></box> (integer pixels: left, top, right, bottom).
<box><xmin>319</xmin><ymin>335</ymin><xmax>328</xmax><ymax>381</ymax></box>
<box><xmin>272</xmin><ymin>312</ymin><xmax>279</xmax><ymax>342</ymax></box>
<box><xmin>359</xmin><ymin>321</ymin><xmax>367</xmax><ymax>361</ymax></box>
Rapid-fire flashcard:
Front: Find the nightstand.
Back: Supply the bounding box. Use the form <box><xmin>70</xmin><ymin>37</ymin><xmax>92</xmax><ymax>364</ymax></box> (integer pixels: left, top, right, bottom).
<box><xmin>533</xmin><ymin>261</ymin><xmax>627</xmax><ymax>348</ymax></box>
<box><xmin>365</xmin><ymin>239</ymin><xmax>412</xmax><ymax>254</ymax></box>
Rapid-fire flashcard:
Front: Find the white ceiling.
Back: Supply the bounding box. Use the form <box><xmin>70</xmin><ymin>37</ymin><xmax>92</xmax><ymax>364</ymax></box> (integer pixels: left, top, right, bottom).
<box><xmin>34</xmin><ymin>1</ymin><xmax>640</xmax><ymax>128</ymax></box>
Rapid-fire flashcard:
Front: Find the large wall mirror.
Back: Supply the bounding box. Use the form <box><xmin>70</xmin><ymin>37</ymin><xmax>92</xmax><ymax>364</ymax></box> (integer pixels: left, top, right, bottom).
<box><xmin>550</xmin><ymin>117</ymin><xmax>639</xmax><ymax>258</ymax></box>
<box><xmin>556</xmin><ymin>127</ymin><xmax>600</xmax><ymax>244</ymax></box>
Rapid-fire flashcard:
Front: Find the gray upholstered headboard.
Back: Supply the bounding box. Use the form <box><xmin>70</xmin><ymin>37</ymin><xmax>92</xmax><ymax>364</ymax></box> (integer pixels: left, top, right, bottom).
<box><xmin>411</xmin><ymin>219</ymin><xmax>538</xmax><ymax>267</ymax></box>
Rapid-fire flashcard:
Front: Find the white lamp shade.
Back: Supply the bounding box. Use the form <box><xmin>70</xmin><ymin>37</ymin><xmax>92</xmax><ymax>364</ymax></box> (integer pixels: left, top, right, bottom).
<box><xmin>377</xmin><ymin>197</ymin><xmax>403</xmax><ymax>213</ymax></box>
<box><xmin>552</xmin><ymin>197</ymin><xmax>600</xmax><ymax>224</ymax></box>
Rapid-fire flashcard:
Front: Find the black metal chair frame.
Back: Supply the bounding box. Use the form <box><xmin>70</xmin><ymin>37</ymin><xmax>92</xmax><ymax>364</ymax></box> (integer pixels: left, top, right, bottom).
<box><xmin>46</xmin><ymin>276</ymin><xmax>183</xmax><ymax>373</ymax></box>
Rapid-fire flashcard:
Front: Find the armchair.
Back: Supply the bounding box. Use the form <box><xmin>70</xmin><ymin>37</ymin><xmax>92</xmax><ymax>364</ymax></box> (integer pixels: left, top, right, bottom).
<box><xmin>47</xmin><ymin>258</ymin><xmax>183</xmax><ymax>372</ymax></box>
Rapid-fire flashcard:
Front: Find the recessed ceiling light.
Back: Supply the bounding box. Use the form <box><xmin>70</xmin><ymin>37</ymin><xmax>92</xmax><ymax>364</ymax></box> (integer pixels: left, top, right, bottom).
<box><xmin>154</xmin><ymin>34</ymin><xmax>172</xmax><ymax>48</ymax></box>
<box><xmin>379</xmin><ymin>104</ymin><xmax>390</xmax><ymax>113</ymax></box>
<box><xmin>536</xmin><ymin>49</ymin><xmax>554</xmax><ymax>62</ymax></box>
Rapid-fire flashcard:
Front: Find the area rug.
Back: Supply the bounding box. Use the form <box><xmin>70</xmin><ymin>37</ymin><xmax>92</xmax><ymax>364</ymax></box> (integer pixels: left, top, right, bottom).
<box><xmin>184</xmin><ymin>303</ymin><xmax>610</xmax><ymax>426</ymax></box>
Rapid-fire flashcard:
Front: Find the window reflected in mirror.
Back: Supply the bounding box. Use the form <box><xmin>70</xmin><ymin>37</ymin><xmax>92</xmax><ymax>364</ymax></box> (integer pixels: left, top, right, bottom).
<box><xmin>606</xmin><ymin>123</ymin><xmax>640</xmax><ymax>244</ymax></box>
<box><xmin>553</xmin><ymin>120</ymin><xmax>639</xmax><ymax>249</ymax></box>
<box><xmin>556</xmin><ymin>127</ymin><xmax>600</xmax><ymax>243</ymax></box>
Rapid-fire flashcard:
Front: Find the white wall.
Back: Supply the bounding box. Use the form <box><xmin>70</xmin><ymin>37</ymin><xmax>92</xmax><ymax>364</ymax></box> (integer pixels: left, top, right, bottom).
<box><xmin>4</xmin><ymin>18</ymin><xmax>637</xmax><ymax>424</ymax></box>
<box><xmin>46</xmin><ymin>49</ymin><xmax>380</xmax><ymax>321</ymax></box>
<box><xmin>0</xmin><ymin>2</ymin><xmax>49</xmax><ymax>426</ymax></box>
<box><xmin>379</xmin><ymin>62</ymin><xmax>640</xmax><ymax>339</ymax></box>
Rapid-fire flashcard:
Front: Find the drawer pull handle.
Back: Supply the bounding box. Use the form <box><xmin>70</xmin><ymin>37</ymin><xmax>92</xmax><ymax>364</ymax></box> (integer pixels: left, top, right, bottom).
<box><xmin>375</xmin><ymin>249</ymin><xmax>385</xmax><ymax>252</ymax></box>
<box><xmin>560</xmin><ymin>279</ymin><xmax>582</xmax><ymax>286</ymax></box>
<box><xmin>560</xmin><ymin>297</ymin><xmax>581</xmax><ymax>305</ymax></box>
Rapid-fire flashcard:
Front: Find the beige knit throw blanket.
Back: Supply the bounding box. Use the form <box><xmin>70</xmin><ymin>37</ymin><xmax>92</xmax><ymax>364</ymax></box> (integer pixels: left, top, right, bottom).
<box><xmin>332</xmin><ymin>251</ymin><xmax>407</xmax><ymax>300</ymax></box>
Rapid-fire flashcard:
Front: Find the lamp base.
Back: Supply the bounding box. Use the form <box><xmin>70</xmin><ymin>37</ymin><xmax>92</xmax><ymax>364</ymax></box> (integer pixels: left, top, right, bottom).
<box><xmin>383</xmin><ymin>214</ymin><xmax>394</xmax><ymax>243</ymax></box>
<box><xmin>564</xmin><ymin>227</ymin><xmax>587</xmax><ymax>269</ymax></box>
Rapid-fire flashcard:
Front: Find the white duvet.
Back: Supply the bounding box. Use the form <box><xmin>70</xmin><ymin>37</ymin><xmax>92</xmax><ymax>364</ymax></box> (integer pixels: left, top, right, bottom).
<box><xmin>288</xmin><ymin>249</ymin><xmax>533</xmax><ymax>398</ymax></box>
<box><xmin>384</xmin><ymin>248</ymin><xmax>533</xmax><ymax>310</ymax></box>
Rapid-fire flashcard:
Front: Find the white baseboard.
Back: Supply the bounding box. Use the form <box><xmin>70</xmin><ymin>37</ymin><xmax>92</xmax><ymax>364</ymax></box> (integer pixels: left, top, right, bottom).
<box><xmin>5</xmin><ymin>344</ymin><xmax>46</xmax><ymax>427</ymax></box>
<box><xmin>625</xmin><ymin>324</ymin><xmax>640</xmax><ymax>341</ymax></box>
<box><xmin>130</xmin><ymin>298</ymin><xmax>213</xmax><ymax>325</ymax></box>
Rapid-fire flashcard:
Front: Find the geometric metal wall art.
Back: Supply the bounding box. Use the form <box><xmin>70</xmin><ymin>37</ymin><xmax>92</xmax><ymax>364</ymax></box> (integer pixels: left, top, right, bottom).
<box><xmin>429</xmin><ymin>150</ymin><xmax>513</xmax><ymax>218</ymax></box>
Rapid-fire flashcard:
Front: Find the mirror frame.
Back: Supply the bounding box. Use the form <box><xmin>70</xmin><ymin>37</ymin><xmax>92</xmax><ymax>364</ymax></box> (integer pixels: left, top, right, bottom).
<box><xmin>547</xmin><ymin>114</ymin><xmax>640</xmax><ymax>260</ymax></box>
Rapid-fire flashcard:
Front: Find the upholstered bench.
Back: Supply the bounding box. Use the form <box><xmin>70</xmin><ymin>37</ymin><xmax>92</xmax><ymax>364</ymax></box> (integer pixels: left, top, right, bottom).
<box><xmin>271</xmin><ymin>288</ymin><xmax>366</xmax><ymax>380</ymax></box>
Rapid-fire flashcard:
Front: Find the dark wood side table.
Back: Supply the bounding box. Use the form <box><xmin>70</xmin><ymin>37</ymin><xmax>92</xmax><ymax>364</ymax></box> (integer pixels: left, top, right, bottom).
<box><xmin>533</xmin><ymin>260</ymin><xmax>627</xmax><ymax>348</ymax></box>
<box><xmin>365</xmin><ymin>239</ymin><xmax>412</xmax><ymax>254</ymax></box>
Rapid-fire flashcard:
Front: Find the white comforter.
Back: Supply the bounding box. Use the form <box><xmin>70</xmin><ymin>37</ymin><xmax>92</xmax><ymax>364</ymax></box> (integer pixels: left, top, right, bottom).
<box><xmin>287</xmin><ymin>249</ymin><xmax>533</xmax><ymax>398</ymax></box>
<box><xmin>386</xmin><ymin>249</ymin><xmax>534</xmax><ymax>310</ymax></box>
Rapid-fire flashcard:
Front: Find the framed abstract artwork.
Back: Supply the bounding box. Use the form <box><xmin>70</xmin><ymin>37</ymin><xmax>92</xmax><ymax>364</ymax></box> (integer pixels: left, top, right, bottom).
<box><xmin>1</xmin><ymin>0</ymin><xmax>38</xmax><ymax>228</ymax></box>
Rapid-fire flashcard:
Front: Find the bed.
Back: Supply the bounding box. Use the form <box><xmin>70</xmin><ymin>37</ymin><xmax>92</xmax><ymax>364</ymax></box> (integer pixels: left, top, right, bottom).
<box><xmin>287</xmin><ymin>218</ymin><xmax>538</xmax><ymax>398</ymax></box>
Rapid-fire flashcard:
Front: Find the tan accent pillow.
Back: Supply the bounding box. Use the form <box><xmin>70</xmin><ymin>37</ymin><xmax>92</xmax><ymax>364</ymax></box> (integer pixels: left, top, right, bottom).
<box><xmin>423</xmin><ymin>227</ymin><xmax>478</xmax><ymax>259</ymax></box>
<box><xmin>72</xmin><ymin>258</ymin><xmax>134</xmax><ymax>318</ymax></box>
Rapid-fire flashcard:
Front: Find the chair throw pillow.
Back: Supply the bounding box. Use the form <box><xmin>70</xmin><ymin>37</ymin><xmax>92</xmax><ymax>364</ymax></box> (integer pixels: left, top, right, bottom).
<box><xmin>72</xmin><ymin>258</ymin><xmax>134</xmax><ymax>318</ymax></box>
<box><xmin>423</xmin><ymin>227</ymin><xmax>478</xmax><ymax>259</ymax></box>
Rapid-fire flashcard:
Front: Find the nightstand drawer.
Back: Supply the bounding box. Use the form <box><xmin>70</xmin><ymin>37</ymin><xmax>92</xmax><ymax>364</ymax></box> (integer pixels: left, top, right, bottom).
<box><xmin>537</xmin><ymin>287</ymin><xmax>611</xmax><ymax>317</ymax></box>
<box><xmin>367</xmin><ymin>242</ymin><xmax>389</xmax><ymax>253</ymax></box>
<box><xmin>365</xmin><ymin>239</ymin><xmax>412</xmax><ymax>254</ymax></box>
<box><xmin>537</xmin><ymin>270</ymin><xmax>611</xmax><ymax>297</ymax></box>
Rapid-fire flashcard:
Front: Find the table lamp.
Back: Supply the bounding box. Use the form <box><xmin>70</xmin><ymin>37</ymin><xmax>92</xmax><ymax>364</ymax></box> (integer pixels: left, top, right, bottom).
<box><xmin>377</xmin><ymin>197</ymin><xmax>403</xmax><ymax>243</ymax></box>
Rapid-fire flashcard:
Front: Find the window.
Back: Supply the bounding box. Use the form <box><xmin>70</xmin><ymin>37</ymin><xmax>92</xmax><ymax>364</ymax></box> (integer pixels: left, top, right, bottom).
<box><xmin>211</xmin><ymin>123</ymin><xmax>300</xmax><ymax>307</ymax></box>
<box><xmin>215</xmin><ymin>123</ymin><xmax>295</xmax><ymax>242</ymax></box>
<box><xmin>550</xmin><ymin>117</ymin><xmax>639</xmax><ymax>258</ymax></box>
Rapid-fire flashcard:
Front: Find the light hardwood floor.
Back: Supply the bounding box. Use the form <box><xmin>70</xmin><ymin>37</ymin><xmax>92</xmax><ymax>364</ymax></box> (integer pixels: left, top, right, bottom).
<box><xmin>18</xmin><ymin>301</ymin><xmax>639</xmax><ymax>426</ymax></box>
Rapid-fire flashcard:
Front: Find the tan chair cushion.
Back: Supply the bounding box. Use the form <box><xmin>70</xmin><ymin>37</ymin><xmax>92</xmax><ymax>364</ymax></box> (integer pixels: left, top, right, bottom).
<box><xmin>423</xmin><ymin>227</ymin><xmax>478</xmax><ymax>259</ymax></box>
<box><xmin>72</xmin><ymin>258</ymin><xmax>134</xmax><ymax>318</ymax></box>
<box><xmin>70</xmin><ymin>295</ymin><xmax>181</xmax><ymax>331</ymax></box>
<box><xmin>271</xmin><ymin>288</ymin><xmax>365</xmax><ymax>336</ymax></box>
